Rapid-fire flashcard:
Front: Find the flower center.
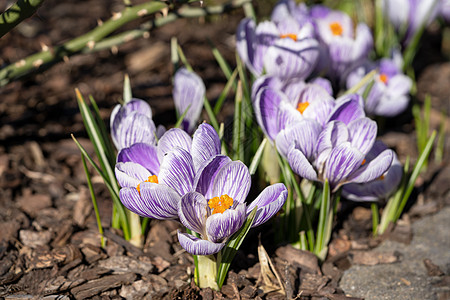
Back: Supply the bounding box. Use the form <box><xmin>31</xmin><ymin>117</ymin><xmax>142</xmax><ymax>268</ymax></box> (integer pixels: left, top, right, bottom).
<box><xmin>208</xmin><ymin>194</ymin><xmax>234</xmax><ymax>214</ymax></box>
<box><xmin>329</xmin><ymin>22</ymin><xmax>343</xmax><ymax>36</ymax></box>
<box><xmin>379</xmin><ymin>73</ymin><xmax>389</xmax><ymax>84</ymax></box>
<box><xmin>297</xmin><ymin>101</ymin><xmax>310</xmax><ymax>114</ymax></box>
<box><xmin>361</xmin><ymin>159</ymin><xmax>367</xmax><ymax>165</ymax></box>
<box><xmin>279</xmin><ymin>33</ymin><xmax>297</xmax><ymax>41</ymax></box>
<box><xmin>137</xmin><ymin>175</ymin><xmax>158</xmax><ymax>194</ymax></box>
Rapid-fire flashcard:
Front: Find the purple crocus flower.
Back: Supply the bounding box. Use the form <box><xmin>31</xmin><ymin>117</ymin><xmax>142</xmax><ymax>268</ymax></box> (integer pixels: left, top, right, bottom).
<box><xmin>110</xmin><ymin>98</ymin><xmax>157</xmax><ymax>150</ymax></box>
<box><xmin>383</xmin><ymin>0</ymin><xmax>441</xmax><ymax>45</ymax></box>
<box><xmin>177</xmin><ymin>155</ymin><xmax>288</xmax><ymax>255</ymax></box>
<box><xmin>173</xmin><ymin>68</ymin><xmax>206</xmax><ymax>134</ymax></box>
<box><xmin>236</xmin><ymin>14</ymin><xmax>319</xmax><ymax>80</ymax></box>
<box><xmin>310</xmin><ymin>5</ymin><xmax>373</xmax><ymax>82</ymax></box>
<box><xmin>346</xmin><ymin>56</ymin><xmax>412</xmax><ymax>117</ymax></box>
<box><xmin>283</xmin><ymin>99</ymin><xmax>394</xmax><ymax>191</ymax></box>
<box><xmin>342</xmin><ymin>141</ymin><xmax>402</xmax><ymax>202</ymax></box>
<box><xmin>116</xmin><ymin>123</ymin><xmax>221</xmax><ymax>220</ymax></box>
<box><xmin>252</xmin><ymin>76</ymin><xmax>355</xmax><ymax>149</ymax></box>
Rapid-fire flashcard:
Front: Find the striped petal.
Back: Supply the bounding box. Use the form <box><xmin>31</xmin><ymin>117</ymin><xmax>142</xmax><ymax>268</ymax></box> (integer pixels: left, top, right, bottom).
<box><xmin>178</xmin><ymin>192</ymin><xmax>208</xmax><ymax>234</ymax></box>
<box><xmin>287</xmin><ymin>148</ymin><xmax>318</xmax><ymax>181</ymax></box>
<box><xmin>323</xmin><ymin>142</ymin><xmax>365</xmax><ymax>189</ymax></box>
<box><xmin>117</xmin><ymin>143</ymin><xmax>160</xmax><ymax>175</ymax></box>
<box><xmin>173</xmin><ymin>68</ymin><xmax>205</xmax><ymax>133</ymax></box>
<box><xmin>348</xmin><ymin>118</ymin><xmax>377</xmax><ymax>154</ymax></box>
<box><xmin>264</xmin><ymin>36</ymin><xmax>319</xmax><ymax>80</ymax></box>
<box><xmin>210</xmin><ymin>161</ymin><xmax>251</xmax><ymax>204</ymax></box>
<box><xmin>246</xmin><ymin>183</ymin><xmax>288</xmax><ymax>227</ymax></box>
<box><xmin>206</xmin><ymin>203</ymin><xmax>246</xmax><ymax>243</ymax></box>
<box><xmin>115</xmin><ymin>113</ymin><xmax>156</xmax><ymax>150</ymax></box>
<box><xmin>347</xmin><ymin>149</ymin><xmax>394</xmax><ymax>183</ymax></box>
<box><xmin>115</xmin><ymin>162</ymin><xmax>152</xmax><ymax>188</ymax></box>
<box><xmin>191</xmin><ymin>123</ymin><xmax>221</xmax><ymax>171</ymax></box>
<box><xmin>328</xmin><ymin>95</ymin><xmax>365</xmax><ymax>124</ymax></box>
<box><xmin>177</xmin><ymin>231</ymin><xmax>225</xmax><ymax>255</ymax></box>
<box><xmin>275</xmin><ymin>119</ymin><xmax>322</xmax><ymax>159</ymax></box>
<box><xmin>158</xmin><ymin>147</ymin><xmax>195</xmax><ymax>196</ymax></box>
<box><xmin>157</xmin><ymin>128</ymin><xmax>192</xmax><ymax>162</ymax></box>
<box><xmin>120</xmin><ymin>184</ymin><xmax>180</xmax><ymax>219</ymax></box>
<box><xmin>254</xmin><ymin>87</ymin><xmax>286</xmax><ymax>141</ymax></box>
<box><xmin>194</xmin><ymin>155</ymin><xmax>232</xmax><ymax>197</ymax></box>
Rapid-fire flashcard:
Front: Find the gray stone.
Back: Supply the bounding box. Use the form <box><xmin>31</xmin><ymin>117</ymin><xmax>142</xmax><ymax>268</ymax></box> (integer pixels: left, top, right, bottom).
<box><xmin>339</xmin><ymin>206</ymin><xmax>450</xmax><ymax>299</ymax></box>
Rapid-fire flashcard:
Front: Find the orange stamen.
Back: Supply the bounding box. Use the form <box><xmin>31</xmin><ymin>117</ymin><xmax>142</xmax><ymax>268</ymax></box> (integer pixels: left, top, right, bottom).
<box><xmin>208</xmin><ymin>194</ymin><xmax>234</xmax><ymax>214</ymax></box>
<box><xmin>379</xmin><ymin>73</ymin><xmax>389</xmax><ymax>84</ymax></box>
<box><xmin>329</xmin><ymin>22</ymin><xmax>343</xmax><ymax>36</ymax></box>
<box><xmin>361</xmin><ymin>159</ymin><xmax>366</xmax><ymax>165</ymax></box>
<box><xmin>297</xmin><ymin>101</ymin><xmax>310</xmax><ymax>114</ymax></box>
<box><xmin>378</xmin><ymin>174</ymin><xmax>385</xmax><ymax>180</ymax></box>
<box><xmin>280</xmin><ymin>33</ymin><xmax>298</xmax><ymax>41</ymax></box>
<box><xmin>137</xmin><ymin>175</ymin><xmax>159</xmax><ymax>193</ymax></box>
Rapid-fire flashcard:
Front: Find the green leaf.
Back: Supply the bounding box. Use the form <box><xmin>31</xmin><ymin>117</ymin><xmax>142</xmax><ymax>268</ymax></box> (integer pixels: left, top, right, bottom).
<box><xmin>213</xmin><ymin>68</ymin><xmax>238</xmax><ymax>115</ymax></box>
<box><xmin>71</xmin><ymin>134</ymin><xmax>131</xmax><ymax>240</ymax></box>
<box><xmin>216</xmin><ymin>207</ymin><xmax>257</xmax><ymax>288</ymax></box>
<box><xmin>81</xmin><ymin>155</ymin><xmax>105</xmax><ymax>248</ymax></box>
<box><xmin>395</xmin><ymin>130</ymin><xmax>436</xmax><ymax>221</ymax></box>
<box><xmin>174</xmin><ymin>104</ymin><xmax>191</xmax><ymax>128</ymax></box>
<box><xmin>248</xmin><ymin>138</ymin><xmax>267</xmax><ymax>175</ymax></box>
<box><xmin>232</xmin><ymin>81</ymin><xmax>244</xmax><ymax>161</ymax></box>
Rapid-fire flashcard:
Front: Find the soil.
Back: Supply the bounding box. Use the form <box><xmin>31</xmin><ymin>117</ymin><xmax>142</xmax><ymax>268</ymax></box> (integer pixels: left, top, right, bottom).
<box><xmin>0</xmin><ymin>1</ymin><xmax>449</xmax><ymax>299</ymax></box>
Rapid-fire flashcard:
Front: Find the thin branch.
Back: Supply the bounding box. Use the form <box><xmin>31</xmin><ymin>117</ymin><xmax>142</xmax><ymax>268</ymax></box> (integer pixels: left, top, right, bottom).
<box><xmin>0</xmin><ymin>0</ymin><xmax>252</xmax><ymax>86</ymax></box>
<box><xmin>0</xmin><ymin>0</ymin><xmax>46</xmax><ymax>38</ymax></box>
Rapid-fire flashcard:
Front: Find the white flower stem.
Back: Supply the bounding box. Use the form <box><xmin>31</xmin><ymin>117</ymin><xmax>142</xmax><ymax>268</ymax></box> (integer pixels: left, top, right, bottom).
<box><xmin>197</xmin><ymin>255</ymin><xmax>219</xmax><ymax>291</ymax></box>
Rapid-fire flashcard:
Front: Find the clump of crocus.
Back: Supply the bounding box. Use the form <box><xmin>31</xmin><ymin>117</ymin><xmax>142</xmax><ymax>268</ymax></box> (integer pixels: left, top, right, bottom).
<box><xmin>173</xmin><ymin>67</ymin><xmax>206</xmax><ymax>134</ymax></box>
<box><xmin>116</xmin><ymin>123</ymin><xmax>287</xmax><ymax>290</ymax></box>
<box><xmin>342</xmin><ymin>141</ymin><xmax>402</xmax><ymax>202</ymax></box>
<box><xmin>236</xmin><ymin>12</ymin><xmax>319</xmax><ymax>80</ymax></box>
<box><xmin>177</xmin><ymin>154</ymin><xmax>287</xmax><ymax>289</ymax></box>
<box><xmin>309</xmin><ymin>5</ymin><xmax>373</xmax><ymax>82</ymax></box>
<box><xmin>346</xmin><ymin>55</ymin><xmax>413</xmax><ymax>117</ymax></box>
<box><xmin>284</xmin><ymin>97</ymin><xmax>394</xmax><ymax>191</ymax></box>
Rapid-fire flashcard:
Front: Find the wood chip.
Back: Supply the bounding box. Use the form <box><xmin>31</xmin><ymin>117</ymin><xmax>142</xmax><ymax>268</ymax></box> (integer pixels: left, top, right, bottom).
<box><xmin>71</xmin><ymin>273</ymin><xmax>137</xmax><ymax>299</ymax></box>
<box><xmin>97</xmin><ymin>255</ymin><xmax>153</xmax><ymax>276</ymax></box>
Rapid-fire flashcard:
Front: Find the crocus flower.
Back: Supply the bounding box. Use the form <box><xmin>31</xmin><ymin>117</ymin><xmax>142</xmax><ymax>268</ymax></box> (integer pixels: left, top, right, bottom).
<box><xmin>383</xmin><ymin>0</ymin><xmax>441</xmax><ymax>45</ymax></box>
<box><xmin>236</xmin><ymin>14</ymin><xmax>319</xmax><ymax>80</ymax></box>
<box><xmin>442</xmin><ymin>0</ymin><xmax>450</xmax><ymax>22</ymax></box>
<box><xmin>177</xmin><ymin>155</ymin><xmax>288</xmax><ymax>255</ymax></box>
<box><xmin>310</xmin><ymin>5</ymin><xmax>373</xmax><ymax>82</ymax></box>
<box><xmin>342</xmin><ymin>141</ymin><xmax>402</xmax><ymax>202</ymax></box>
<box><xmin>116</xmin><ymin>123</ymin><xmax>221</xmax><ymax>220</ymax></box>
<box><xmin>346</xmin><ymin>56</ymin><xmax>412</xmax><ymax>117</ymax></box>
<box><xmin>283</xmin><ymin>99</ymin><xmax>394</xmax><ymax>191</ymax></box>
<box><xmin>173</xmin><ymin>68</ymin><xmax>206</xmax><ymax>134</ymax></box>
<box><xmin>252</xmin><ymin>77</ymin><xmax>360</xmax><ymax>151</ymax></box>
<box><xmin>110</xmin><ymin>98</ymin><xmax>157</xmax><ymax>150</ymax></box>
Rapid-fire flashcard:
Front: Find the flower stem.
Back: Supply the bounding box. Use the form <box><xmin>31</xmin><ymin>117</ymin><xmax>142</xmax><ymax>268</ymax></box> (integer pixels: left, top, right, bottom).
<box><xmin>197</xmin><ymin>255</ymin><xmax>219</xmax><ymax>291</ymax></box>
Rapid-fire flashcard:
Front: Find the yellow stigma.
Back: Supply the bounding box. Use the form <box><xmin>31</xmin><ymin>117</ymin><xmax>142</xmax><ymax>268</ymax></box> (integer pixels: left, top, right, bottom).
<box><xmin>208</xmin><ymin>194</ymin><xmax>234</xmax><ymax>214</ymax></box>
<box><xmin>379</xmin><ymin>73</ymin><xmax>389</xmax><ymax>84</ymax></box>
<box><xmin>137</xmin><ymin>175</ymin><xmax>158</xmax><ymax>194</ymax></box>
<box><xmin>329</xmin><ymin>22</ymin><xmax>343</xmax><ymax>36</ymax></box>
<box><xmin>280</xmin><ymin>33</ymin><xmax>298</xmax><ymax>41</ymax></box>
<box><xmin>297</xmin><ymin>101</ymin><xmax>310</xmax><ymax>114</ymax></box>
